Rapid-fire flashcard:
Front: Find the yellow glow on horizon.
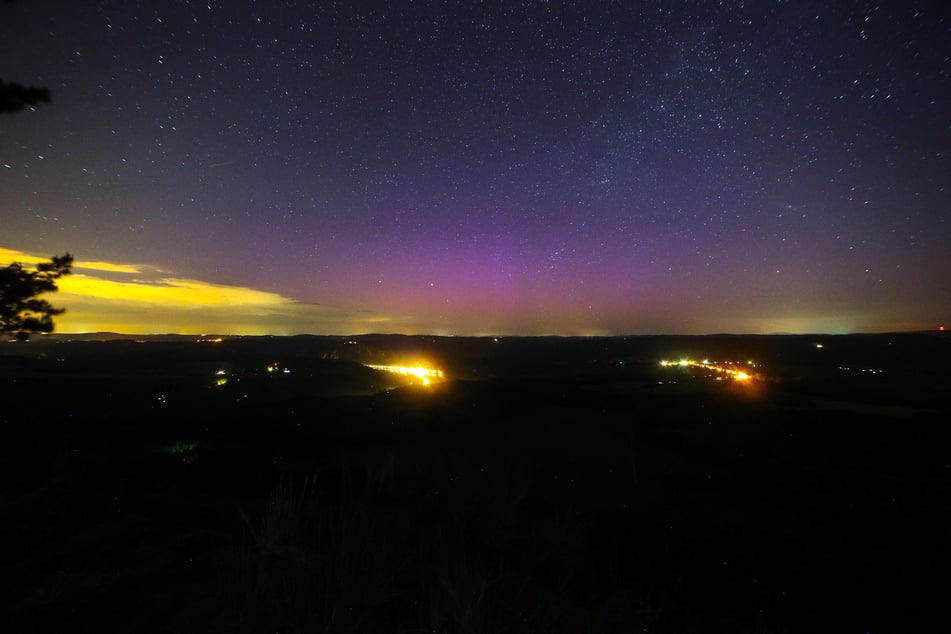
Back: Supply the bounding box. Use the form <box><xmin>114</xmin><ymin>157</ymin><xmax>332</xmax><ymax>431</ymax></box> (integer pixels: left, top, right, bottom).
<box><xmin>3</xmin><ymin>247</ymin><xmax>292</xmax><ymax>311</ymax></box>
<box><xmin>1</xmin><ymin>247</ymin><xmax>58</xmax><ymax>267</ymax></box>
<box><xmin>75</xmin><ymin>260</ymin><xmax>144</xmax><ymax>274</ymax></box>
<box><xmin>58</xmin><ymin>274</ymin><xmax>292</xmax><ymax>307</ymax></box>
<box><xmin>2</xmin><ymin>244</ymin><xmax>399</xmax><ymax>335</ymax></box>
<box><xmin>1</xmin><ymin>247</ymin><xmax>144</xmax><ymax>274</ymax></box>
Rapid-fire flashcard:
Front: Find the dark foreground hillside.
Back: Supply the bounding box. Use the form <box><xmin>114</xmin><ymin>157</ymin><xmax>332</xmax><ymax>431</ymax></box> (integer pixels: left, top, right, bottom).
<box><xmin>1</xmin><ymin>334</ymin><xmax>949</xmax><ymax>633</ymax></box>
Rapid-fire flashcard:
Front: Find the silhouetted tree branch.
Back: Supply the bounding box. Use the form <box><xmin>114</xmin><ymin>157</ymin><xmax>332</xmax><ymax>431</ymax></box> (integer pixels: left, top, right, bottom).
<box><xmin>0</xmin><ymin>253</ymin><xmax>73</xmax><ymax>339</ymax></box>
<box><xmin>0</xmin><ymin>80</ymin><xmax>51</xmax><ymax>113</ymax></box>
<box><xmin>1</xmin><ymin>1</ymin><xmax>51</xmax><ymax>114</ymax></box>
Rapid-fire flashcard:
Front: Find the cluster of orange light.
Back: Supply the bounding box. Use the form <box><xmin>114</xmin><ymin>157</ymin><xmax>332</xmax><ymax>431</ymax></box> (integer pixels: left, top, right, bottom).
<box><xmin>659</xmin><ymin>358</ymin><xmax>755</xmax><ymax>381</ymax></box>
<box><xmin>366</xmin><ymin>363</ymin><xmax>445</xmax><ymax>386</ymax></box>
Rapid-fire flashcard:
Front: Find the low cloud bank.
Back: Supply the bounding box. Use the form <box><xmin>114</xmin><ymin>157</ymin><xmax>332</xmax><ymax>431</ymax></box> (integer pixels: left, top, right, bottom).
<box><xmin>1</xmin><ymin>247</ymin><xmax>402</xmax><ymax>335</ymax></box>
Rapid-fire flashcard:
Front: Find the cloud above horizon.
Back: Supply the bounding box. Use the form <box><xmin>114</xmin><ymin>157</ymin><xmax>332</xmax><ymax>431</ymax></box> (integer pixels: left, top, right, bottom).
<box><xmin>1</xmin><ymin>247</ymin><xmax>404</xmax><ymax>335</ymax></box>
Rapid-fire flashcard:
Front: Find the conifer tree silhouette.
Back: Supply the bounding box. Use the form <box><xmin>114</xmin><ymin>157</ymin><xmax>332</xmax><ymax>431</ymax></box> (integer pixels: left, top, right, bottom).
<box><xmin>0</xmin><ymin>254</ymin><xmax>73</xmax><ymax>339</ymax></box>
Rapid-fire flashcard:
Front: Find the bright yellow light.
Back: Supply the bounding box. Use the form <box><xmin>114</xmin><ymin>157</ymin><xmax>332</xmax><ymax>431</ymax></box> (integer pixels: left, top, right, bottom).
<box><xmin>659</xmin><ymin>357</ymin><xmax>760</xmax><ymax>383</ymax></box>
<box><xmin>215</xmin><ymin>377</ymin><xmax>228</xmax><ymax>386</ymax></box>
<box><xmin>56</xmin><ymin>274</ymin><xmax>288</xmax><ymax>307</ymax></box>
<box><xmin>0</xmin><ymin>247</ymin><xmax>144</xmax><ymax>273</ymax></box>
<box><xmin>366</xmin><ymin>363</ymin><xmax>445</xmax><ymax>386</ymax></box>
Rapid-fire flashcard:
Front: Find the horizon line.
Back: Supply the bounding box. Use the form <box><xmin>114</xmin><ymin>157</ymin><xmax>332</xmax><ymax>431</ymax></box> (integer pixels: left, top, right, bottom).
<box><xmin>9</xmin><ymin>329</ymin><xmax>946</xmax><ymax>340</ymax></box>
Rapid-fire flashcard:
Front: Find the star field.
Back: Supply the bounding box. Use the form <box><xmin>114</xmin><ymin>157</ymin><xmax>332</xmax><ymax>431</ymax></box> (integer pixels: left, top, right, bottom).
<box><xmin>1</xmin><ymin>1</ymin><xmax>948</xmax><ymax>334</ymax></box>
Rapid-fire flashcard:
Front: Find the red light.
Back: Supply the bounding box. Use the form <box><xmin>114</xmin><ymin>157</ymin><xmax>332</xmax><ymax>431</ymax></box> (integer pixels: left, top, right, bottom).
<box><xmin>941</xmin><ymin>326</ymin><xmax>946</xmax><ymax>331</ymax></box>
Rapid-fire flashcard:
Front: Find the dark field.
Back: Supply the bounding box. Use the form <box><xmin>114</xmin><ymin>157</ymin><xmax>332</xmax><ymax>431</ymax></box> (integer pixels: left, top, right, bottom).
<box><xmin>1</xmin><ymin>333</ymin><xmax>949</xmax><ymax>633</ymax></box>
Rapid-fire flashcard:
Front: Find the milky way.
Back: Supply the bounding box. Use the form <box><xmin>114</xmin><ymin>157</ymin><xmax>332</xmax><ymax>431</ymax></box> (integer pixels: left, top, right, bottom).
<box><xmin>1</xmin><ymin>1</ymin><xmax>948</xmax><ymax>334</ymax></box>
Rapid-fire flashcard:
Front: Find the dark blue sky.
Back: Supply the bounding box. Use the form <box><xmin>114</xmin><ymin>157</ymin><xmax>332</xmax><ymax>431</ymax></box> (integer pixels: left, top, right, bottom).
<box><xmin>1</xmin><ymin>1</ymin><xmax>948</xmax><ymax>334</ymax></box>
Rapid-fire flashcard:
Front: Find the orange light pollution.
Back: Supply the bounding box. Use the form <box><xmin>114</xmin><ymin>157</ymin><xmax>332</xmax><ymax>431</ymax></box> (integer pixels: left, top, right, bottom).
<box><xmin>366</xmin><ymin>363</ymin><xmax>445</xmax><ymax>386</ymax></box>
<box><xmin>660</xmin><ymin>358</ymin><xmax>757</xmax><ymax>381</ymax></box>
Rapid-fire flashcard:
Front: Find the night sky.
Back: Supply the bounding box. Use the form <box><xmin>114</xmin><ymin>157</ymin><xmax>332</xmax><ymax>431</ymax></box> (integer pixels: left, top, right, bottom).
<box><xmin>1</xmin><ymin>1</ymin><xmax>948</xmax><ymax>335</ymax></box>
